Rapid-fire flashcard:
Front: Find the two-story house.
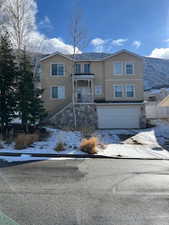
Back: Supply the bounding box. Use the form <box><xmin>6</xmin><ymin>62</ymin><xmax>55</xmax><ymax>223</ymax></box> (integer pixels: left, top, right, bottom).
<box><xmin>40</xmin><ymin>49</ymin><xmax>146</xmax><ymax>129</ymax></box>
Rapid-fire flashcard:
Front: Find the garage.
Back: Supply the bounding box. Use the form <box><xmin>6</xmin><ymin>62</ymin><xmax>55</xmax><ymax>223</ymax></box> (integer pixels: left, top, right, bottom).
<box><xmin>97</xmin><ymin>105</ymin><xmax>141</xmax><ymax>129</ymax></box>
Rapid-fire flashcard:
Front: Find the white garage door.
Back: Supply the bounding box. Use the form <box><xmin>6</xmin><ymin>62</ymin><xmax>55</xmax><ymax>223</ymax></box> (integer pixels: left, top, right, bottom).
<box><xmin>97</xmin><ymin>106</ymin><xmax>140</xmax><ymax>129</ymax></box>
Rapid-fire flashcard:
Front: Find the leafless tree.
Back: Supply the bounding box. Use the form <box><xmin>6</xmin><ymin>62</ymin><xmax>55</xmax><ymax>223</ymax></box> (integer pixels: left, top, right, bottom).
<box><xmin>0</xmin><ymin>0</ymin><xmax>37</xmax><ymax>50</ymax></box>
<box><xmin>69</xmin><ymin>9</ymin><xmax>89</xmax><ymax>129</ymax></box>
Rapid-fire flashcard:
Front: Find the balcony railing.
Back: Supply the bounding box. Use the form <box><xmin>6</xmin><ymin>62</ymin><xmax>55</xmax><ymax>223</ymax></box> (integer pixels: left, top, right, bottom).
<box><xmin>75</xmin><ymin>94</ymin><xmax>93</xmax><ymax>103</ymax></box>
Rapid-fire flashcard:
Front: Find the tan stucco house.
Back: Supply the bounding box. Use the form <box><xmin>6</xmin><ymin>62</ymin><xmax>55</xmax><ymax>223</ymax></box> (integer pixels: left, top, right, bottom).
<box><xmin>40</xmin><ymin>49</ymin><xmax>146</xmax><ymax>129</ymax></box>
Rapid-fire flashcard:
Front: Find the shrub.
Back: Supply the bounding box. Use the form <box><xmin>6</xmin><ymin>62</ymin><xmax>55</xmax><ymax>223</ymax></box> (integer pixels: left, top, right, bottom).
<box><xmin>80</xmin><ymin>137</ymin><xmax>98</xmax><ymax>154</ymax></box>
<box><xmin>55</xmin><ymin>142</ymin><xmax>65</xmax><ymax>152</ymax></box>
<box><xmin>15</xmin><ymin>133</ymin><xmax>39</xmax><ymax>149</ymax></box>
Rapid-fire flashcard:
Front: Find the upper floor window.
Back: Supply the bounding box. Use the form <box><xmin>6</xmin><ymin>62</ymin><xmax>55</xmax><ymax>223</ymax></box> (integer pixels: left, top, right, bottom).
<box><xmin>113</xmin><ymin>62</ymin><xmax>122</xmax><ymax>75</ymax></box>
<box><xmin>51</xmin><ymin>64</ymin><xmax>64</xmax><ymax>76</ymax></box>
<box><xmin>75</xmin><ymin>63</ymin><xmax>81</xmax><ymax>73</ymax></box>
<box><xmin>114</xmin><ymin>85</ymin><xmax>123</xmax><ymax>97</ymax></box>
<box><xmin>84</xmin><ymin>64</ymin><xmax>90</xmax><ymax>73</ymax></box>
<box><xmin>125</xmin><ymin>63</ymin><xmax>134</xmax><ymax>75</ymax></box>
<box><xmin>126</xmin><ymin>85</ymin><xmax>135</xmax><ymax>97</ymax></box>
<box><xmin>51</xmin><ymin>86</ymin><xmax>65</xmax><ymax>99</ymax></box>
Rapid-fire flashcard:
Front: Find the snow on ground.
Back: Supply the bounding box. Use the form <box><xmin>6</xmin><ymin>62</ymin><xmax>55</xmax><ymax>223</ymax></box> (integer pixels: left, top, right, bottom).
<box><xmin>1</xmin><ymin>122</ymin><xmax>169</xmax><ymax>162</ymax></box>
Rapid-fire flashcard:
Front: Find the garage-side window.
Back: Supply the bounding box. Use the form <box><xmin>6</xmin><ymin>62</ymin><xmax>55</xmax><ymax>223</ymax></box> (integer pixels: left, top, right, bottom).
<box><xmin>114</xmin><ymin>85</ymin><xmax>123</xmax><ymax>97</ymax></box>
<box><xmin>125</xmin><ymin>63</ymin><xmax>134</xmax><ymax>75</ymax></box>
<box><xmin>113</xmin><ymin>62</ymin><xmax>123</xmax><ymax>75</ymax></box>
<box><xmin>126</xmin><ymin>85</ymin><xmax>135</xmax><ymax>97</ymax></box>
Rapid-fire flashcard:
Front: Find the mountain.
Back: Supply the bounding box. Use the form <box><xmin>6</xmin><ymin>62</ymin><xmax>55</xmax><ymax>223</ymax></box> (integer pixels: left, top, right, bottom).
<box><xmin>144</xmin><ymin>57</ymin><xmax>169</xmax><ymax>90</ymax></box>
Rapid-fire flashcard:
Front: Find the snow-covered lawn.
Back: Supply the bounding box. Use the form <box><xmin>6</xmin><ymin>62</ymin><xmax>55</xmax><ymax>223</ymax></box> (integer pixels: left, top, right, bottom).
<box><xmin>1</xmin><ymin>121</ymin><xmax>169</xmax><ymax>162</ymax></box>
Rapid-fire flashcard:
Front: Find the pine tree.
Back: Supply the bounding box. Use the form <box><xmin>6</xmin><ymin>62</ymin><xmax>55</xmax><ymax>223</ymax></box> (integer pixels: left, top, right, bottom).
<box><xmin>17</xmin><ymin>49</ymin><xmax>46</xmax><ymax>132</ymax></box>
<box><xmin>0</xmin><ymin>32</ymin><xmax>17</xmax><ymax>138</ymax></box>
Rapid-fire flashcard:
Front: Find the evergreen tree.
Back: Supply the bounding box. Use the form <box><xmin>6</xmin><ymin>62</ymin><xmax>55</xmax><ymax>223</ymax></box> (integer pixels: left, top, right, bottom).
<box><xmin>0</xmin><ymin>32</ymin><xmax>17</xmax><ymax>138</ymax></box>
<box><xmin>17</xmin><ymin>49</ymin><xmax>46</xmax><ymax>132</ymax></box>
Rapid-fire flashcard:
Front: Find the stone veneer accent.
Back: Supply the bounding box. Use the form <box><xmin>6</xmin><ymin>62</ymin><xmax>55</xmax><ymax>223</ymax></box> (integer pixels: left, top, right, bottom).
<box><xmin>48</xmin><ymin>103</ymin><xmax>146</xmax><ymax>129</ymax></box>
<box><xmin>49</xmin><ymin>103</ymin><xmax>97</xmax><ymax>129</ymax></box>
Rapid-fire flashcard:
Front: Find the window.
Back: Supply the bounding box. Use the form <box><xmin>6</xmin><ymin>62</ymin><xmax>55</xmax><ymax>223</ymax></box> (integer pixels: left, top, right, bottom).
<box><xmin>113</xmin><ymin>62</ymin><xmax>122</xmax><ymax>75</ymax></box>
<box><xmin>75</xmin><ymin>64</ymin><xmax>81</xmax><ymax>73</ymax></box>
<box><xmin>84</xmin><ymin>64</ymin><xmax>90</xmax><ymax>73</ymax></box>
<box><xmin>51</xmin><ymin>86</ymin><xmax>65</xmax><ymax>99</ymax></box>
<box><xmin>126</xmin><ymin>85</ymin><xmax>134</xmax><ymax>97</ymax></box>
<box><xmin>114</xmin><ymin>85</ymin><xmax>123</xmax><ymax>97</ymax></box>
<box><xmin>126</xmin><ymin>63</ymin><xmax>134</xmax><ymax>75</ymax></box>
<box><xmin>95</xmin><ymin>85</ymin><xmax>102</xmax><ymax>96</ymax></box>
<box><xmin>51</xmin><ymin>64</ymin><xmax>64</xmax><ymax>76</ymax></box>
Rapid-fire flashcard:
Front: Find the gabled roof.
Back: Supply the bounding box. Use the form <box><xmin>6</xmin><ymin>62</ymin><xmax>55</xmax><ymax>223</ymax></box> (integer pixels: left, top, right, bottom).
<box><xmin>40</xmin><ymin>49</ymin><xmax>142</xmax><ymax>62</ymax></box>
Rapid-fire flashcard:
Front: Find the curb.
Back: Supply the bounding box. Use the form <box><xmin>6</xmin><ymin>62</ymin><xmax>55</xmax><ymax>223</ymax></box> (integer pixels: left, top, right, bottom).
<box><xmin>0</xmin><ymin>152</ymin><xmax>169</xmax><ymax>160</ymax></box>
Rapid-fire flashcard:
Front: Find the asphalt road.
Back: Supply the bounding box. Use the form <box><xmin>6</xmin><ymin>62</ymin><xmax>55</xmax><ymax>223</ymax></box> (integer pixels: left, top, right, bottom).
<box><xmin>0</xmin><ymin>159</ymin><xmax>169</xmax><ymax>225</ymax></box>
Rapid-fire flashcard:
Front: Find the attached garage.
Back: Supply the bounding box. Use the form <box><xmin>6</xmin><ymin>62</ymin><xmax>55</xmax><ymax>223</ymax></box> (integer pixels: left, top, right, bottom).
<box><xmin>97</xmin><ymin>105</ymin><xmax>141</xmax><ymax>129</ymax></box>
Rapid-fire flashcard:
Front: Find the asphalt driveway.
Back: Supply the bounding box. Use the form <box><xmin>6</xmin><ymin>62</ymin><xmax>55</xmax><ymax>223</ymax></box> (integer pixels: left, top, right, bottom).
<box><xmin>0</xmin><ymin>159</ymin><xmax>169</xmax><ymax>225</ymax></box>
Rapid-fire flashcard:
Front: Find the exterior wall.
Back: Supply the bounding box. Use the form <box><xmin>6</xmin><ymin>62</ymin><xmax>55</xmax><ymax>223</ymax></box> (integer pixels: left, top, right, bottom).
<box><xmin>49</xmin><ymin>103</ymin><xmax>97</xmax><ymax>129</ymax></box>
<box><xmin>41</xmin><ymin>55</ymin><xmax>74</xmax><ymax>115</ymax></box>
<box><xmin>104</xmin><ymin>53</ymin><xmax>144</xmax><ymax>102</ymax></box>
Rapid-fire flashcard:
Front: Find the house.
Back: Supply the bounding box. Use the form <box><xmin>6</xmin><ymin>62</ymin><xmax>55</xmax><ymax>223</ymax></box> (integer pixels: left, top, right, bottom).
<box><xmin>159</xmin><ymin>95</ymin><xmax>169</xmax><ymax>107</ymax></box>
<box><xmin>145</xmin><ymin>88</ymin><xmax>169</xmax><ymax>119</ymax></box>
<box><xmin>40</xmin><ymin>49</ymin><xmax>146</xmax><ymax>129</ymax></box>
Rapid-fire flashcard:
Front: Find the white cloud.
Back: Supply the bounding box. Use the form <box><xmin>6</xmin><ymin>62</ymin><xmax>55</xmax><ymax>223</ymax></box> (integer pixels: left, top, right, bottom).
<box><xmin>149</xmin><ymin>48</ymin><xmax>169</xmax><ymax>59</ymax></box>
<box><xmin>90</xmin><ymin>38</ymin><xmax>108</xmax><ymax>52</ymax></box>
<box><xmin>132</xmin><ymin>40</ymin><xmax>141</xmax><ymax>49</ymax></box>
<box><xmin>0</xmin><ymin>0</ymin><xmax>80</xmax><ymax>54</ymax></box>
<box><xmin>91</xmin><ymin>38</ymin><xmax>105</xmax><ymax>46</ymax></box>
<box><xmin>27</xmin><ymin>31</ymin><xmax>81</xmax><ymax>54</ymax></box>
<box><xmin>112</xmin><ymin>38</ymin><xmax>128</xmax><ymax>46</ymax></box>
<box><xmin>164</xmin><ymin>39</ymin><xmax>169</xmax><ymax>42</ymax></box>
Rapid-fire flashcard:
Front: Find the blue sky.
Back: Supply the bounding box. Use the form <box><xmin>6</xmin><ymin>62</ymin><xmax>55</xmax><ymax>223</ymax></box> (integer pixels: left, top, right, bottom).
<box><xmin>36</xmin><ymin>0</ymin><xmax>169</xmax><ymax>58</ymax></box>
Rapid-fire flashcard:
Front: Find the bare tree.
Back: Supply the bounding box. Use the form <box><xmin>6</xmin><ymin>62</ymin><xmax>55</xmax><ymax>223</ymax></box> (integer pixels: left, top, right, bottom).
<box><xmin>69</xmin><ymin>9</ymin><xmax>88</xmax><ymax>129</ymax></box>
<box><xmin>0</xmin><ymin>0</ymin><xmax>37</xmax><ymax>50</ymax></box>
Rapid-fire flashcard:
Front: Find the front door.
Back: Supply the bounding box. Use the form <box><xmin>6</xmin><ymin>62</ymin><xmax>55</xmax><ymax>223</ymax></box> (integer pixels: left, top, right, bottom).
<box><xmin>77</xmin><ymin>87</ymin><xmax>91</xmax><ymax>102</ymax></box>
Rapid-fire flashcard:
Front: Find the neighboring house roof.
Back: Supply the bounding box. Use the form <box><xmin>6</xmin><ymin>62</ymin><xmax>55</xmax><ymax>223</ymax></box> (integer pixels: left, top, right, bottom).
<box><xmin>159</xmin><ymin>95</ymin><xmax>169</xmax><ymax>107</ymax></box>
<box><xmin>40</xmin><ymin>49</ymin><xmax>142</xmax><ymax>62</ymax></box>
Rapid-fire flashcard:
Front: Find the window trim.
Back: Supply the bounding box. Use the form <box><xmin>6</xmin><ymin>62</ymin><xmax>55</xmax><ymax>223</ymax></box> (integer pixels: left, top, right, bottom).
<box><xmin>113</xmin><ymin>84</ymin><xmax>123</xmax><ymax>98</ymax></box>
<box><xmin>75</xmin><ymin>63</ymin><xmax>81</xmax><ymax>73</ymax></box>
<box><xmin>50</xmin><ymin>63</ymin><xmax>65</xmax><ymax>76</ymax></box>
<box><xmin>125</xmin><ymin>62</ymin><xmax>135</xmax><ymax>75</ymax></box>
<box><xmin>50</xmin><ymin>86</ymin><xmax>65</xmax><ymax>99</ymax></box>
<box><xmin>125</xmin><ymin>84</ymin><xmax>135</xmax><ymax>98</ymax></box>
<box><xmin>95</xmin><ymin>85</ymin><xmax>103</xmax><ymax>96</ymax></box>
<box><xmin>113</xmin><ymin>61</ymin><xmax>123</xmax><ymax>75</ymax></box>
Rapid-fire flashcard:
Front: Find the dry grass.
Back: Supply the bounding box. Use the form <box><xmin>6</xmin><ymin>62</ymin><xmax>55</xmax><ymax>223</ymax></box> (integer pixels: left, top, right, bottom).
<box><xmin>55</xmin><ymin>142</ymin><xmax>65</xmax><ymax>152</ymax></box>
<box><xmin>15</xmin><ymin>133</ymin><xmax>40</xmax><ymax>150</ymax></box>
<box><xmin>80</xmin><ymin>137</ymin><xmax>98</xmax><ymax>154</ymax></box>
<box><xmin>80</xmin><ymin>126</ymin><xmax>95</xmax><ymax>138</ymax></box>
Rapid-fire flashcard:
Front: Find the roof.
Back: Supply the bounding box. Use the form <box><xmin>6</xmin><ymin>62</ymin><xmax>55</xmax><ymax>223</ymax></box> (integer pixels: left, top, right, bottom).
<box><xmin>40</xmin><ymin>49</ymin><xmax>142</xmax><ymax>62</ymax></box>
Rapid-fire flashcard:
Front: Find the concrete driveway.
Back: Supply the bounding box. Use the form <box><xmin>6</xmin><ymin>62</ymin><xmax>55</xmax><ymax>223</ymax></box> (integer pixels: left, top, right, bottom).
<box><xmin>0</xmin><ymin>159</ymin><xmax>169</xmax><ymax>225</ymax></box>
